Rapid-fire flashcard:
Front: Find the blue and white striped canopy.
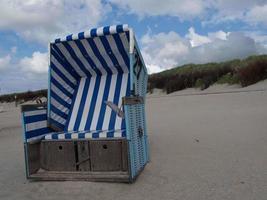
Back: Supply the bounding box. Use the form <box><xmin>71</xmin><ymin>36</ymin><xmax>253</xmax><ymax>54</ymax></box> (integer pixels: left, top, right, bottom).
<box><xmin>48</xmin><ymin>24</ymin><xmax>131</xmax><ymax>133</ymax></box>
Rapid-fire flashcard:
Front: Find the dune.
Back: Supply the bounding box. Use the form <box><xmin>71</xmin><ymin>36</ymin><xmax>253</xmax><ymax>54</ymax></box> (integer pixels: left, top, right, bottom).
<box><xmin>0</xmin><ymin>81</ymin><xmax>267</xmax><ymax>199</ymax></box>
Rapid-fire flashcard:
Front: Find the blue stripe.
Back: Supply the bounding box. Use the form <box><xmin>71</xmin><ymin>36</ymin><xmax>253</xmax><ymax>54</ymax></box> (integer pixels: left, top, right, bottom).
<box><xmin>49</xmin><ymin>118</ymin><xmax>65</xmax><ymax>130</ymax></box>
<box><xmin>103</xmin><ymin>26</ymin><xmax>110</xmax><ymax>35</ymax></box>
<box><xmin>55</xmin><ymin>38</ymin><xmax>61</xmax><ymax>43</ymax></box>
<box><xmin>64</xmin><ymin>79</ymin><xmax>80</xmax><ymax>131</ymax></box>
<box><xmin>52</xmin><ymin>45</ymin><xmax>81</xmax><ymax>78</ymax></box>
<box><xmin>74</xmin><ymin>40</ymin><xmax>102</xmax><ymax>75</ymax></box>
<box><xmin>92</xmin><ymin>132</ymin><xmax>100</xmax><ymax>138</ymax></box>
<box><xmin>78</xmin><ymin>32</ymin><xmax>85</xmax><ymax>39</ymax></box>
<box><xmin>62</xmin><ymin>42</ymin><xmax>92</xmax><ymax>77</ymax></box>
<box><xmin>65</xmin><ymin>133</ymin><xmax>72</xmax><ymax>139</ymax></box>
<box><xmin>25</xmin><ymin>128</ymin><xmax>51</xmax><ymax>139</ymax></box>
<box><xmin>86</xmin><ymin>38</ymin><xmax>112</xmax><ymax>74</ymax></box>
<box><xmin>50</xmin><ymin>90</ymin><xmax>71</xmax><ymax>109</ymax></box>
<box><xmin>107</xmin><ymin>131</ymin><xmax>114</xmax><ymax>138</ymax></box>
<box><xmin>90</xmin><ymin>28</ymin><xmax>97</xmax><ymax>37</ymax></box>
<box><xmin>126</xmin><ymin>31</ymin><xmax>130</xmax><ymax>41</ymax></box>
<box><xmin>51</xmin><ymin>47</ymin><xmax>80</xmax><ymax>79</ymax></box>
<box><xmin>99</xmin><ymin>36</ymin><xmax>124</xmax><ymax>74</ymax></box>
<box><xmin>52</xmin><ymin>133</ymin><xmax>58</xmax><ymax>139</ymax></box>
<box><xmin>109</xmin><ymin>73</ymin><xmax>123</xmax><ymax>130</ymax></box>
<box><xmin>85</xmin><ymin>75</ymin><xmax>101</xmax><ymax>130</ymax></box>
<box><xmin>50</xmin><ymin>104</ymin><xmax>68</xmax><ymax>120</ymax></box>
<box><xmin>96</xmin><ymin>74</ymin><xmax>112</xmax><ymax>130</ymax></box>
<box><xmin>24</xmin><ymin>114</ymin><xmax>47</xmax><ymax>124</ymax></box>
<box><xmin>121</xmin><ymin>74</ymin><xmax>131</xmax><ymax>129</ymax></box>
<box><xmin>121</xmin><ymin>130</ymin><xmax>126</xmax><ymax>137</ymax></box>
<box><xmin>66</xmin><ymin>34</ymin><xmax>72</xmax><ymax>41</ymax></box>
<box><xmin>51</xmin><ymin>76</ymin><xmax>73</xmax><ymax>98</ymax></box>
<box><xmin>73</xmin><ymin>78</ymin><xmax>91</xmax><ymax>131</ymax></box>
<box><xmin>78</xmin><ymin>133</ymin><xmax>85</xmax><ymax>139</ymax></box>
<box><xmin>116</xmin><ymin>25</ymin><xmax>124</xmax><ymax>33</ymax></box>
<box><xmin>50</xmin><ymin>63</ymin><xmax>76</xmax><ymax>89</ymax></box>
<box><xmin>113</xmin><ymin>33</ymin><xmax>130</xmax><ymax>70</ymax></box>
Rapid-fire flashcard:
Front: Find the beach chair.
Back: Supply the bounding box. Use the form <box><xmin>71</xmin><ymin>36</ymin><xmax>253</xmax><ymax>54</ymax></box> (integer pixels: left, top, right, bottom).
<box><xmin>21</xmin><ymin>24</ymin><xmax>149</xmax><ymax>182</ymax></box>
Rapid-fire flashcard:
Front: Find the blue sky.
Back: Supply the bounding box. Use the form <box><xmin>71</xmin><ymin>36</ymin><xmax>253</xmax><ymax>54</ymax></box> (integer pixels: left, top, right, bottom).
<box><xmin>0</xmin><ymin>0</ymin><xmax>267</xmax><ymax>94</ymax></box>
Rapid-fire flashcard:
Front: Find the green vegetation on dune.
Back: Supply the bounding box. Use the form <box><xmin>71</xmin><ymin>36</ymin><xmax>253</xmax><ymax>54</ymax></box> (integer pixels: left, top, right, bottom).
<box><xmin>148</xmin><ymin>54</ymin><xmax>267</xmax><ymax>94</ymax></box>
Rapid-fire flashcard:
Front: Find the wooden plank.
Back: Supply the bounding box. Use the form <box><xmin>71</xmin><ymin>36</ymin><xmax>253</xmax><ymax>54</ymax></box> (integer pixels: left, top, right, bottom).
<box><xmin>27</xmin><ymin>142</ymin><xmax>41</xmax><ymax>175</ymax></box>
<box><xmin>121</xmin><ymin>140</ymin><xmax>129</xmax><ymax>171</ymax></box>
<box><xmin>90</xmin><ymin>140</ymin><xmax>122</xmax><ymax>171</ymax></box>
<box><xmin>77</xmin><ymin>141</ymin><xmax>90</xmax><ymax>171</ymax></box>
<box><xmin>40</xmin><ymin>141</ymin><xmax>76</xmax><ymax>171</ymax></box>
<box><xmin>29</xmin><ymin>170</ymin><xmax>130</xmax><ymax>182</ymax></box>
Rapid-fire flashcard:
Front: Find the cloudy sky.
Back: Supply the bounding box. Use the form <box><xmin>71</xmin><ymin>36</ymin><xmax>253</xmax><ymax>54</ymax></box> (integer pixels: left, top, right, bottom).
<box><xmin>0</xmin><ymin>0</ymin><xmax>267</xmax><ymax>94</ymax></box>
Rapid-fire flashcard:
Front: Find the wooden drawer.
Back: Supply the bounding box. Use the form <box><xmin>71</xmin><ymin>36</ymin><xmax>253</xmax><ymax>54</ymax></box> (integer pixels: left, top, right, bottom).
<box><xmin>40</xmin><ymin>141</ymin><xmax>76</xmax><ymax>171</ymax></box>
<box><xmin>90</xmin><ymin>140</ymin><xmax>128</xmax><ymax>171</ymax></box>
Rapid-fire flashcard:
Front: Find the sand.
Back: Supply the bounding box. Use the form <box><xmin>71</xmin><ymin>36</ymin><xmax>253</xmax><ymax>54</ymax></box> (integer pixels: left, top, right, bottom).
<box><xmin>0</xmin><ymin>83</ymin><xmax>267</xmax><ymax>200</ymax></box>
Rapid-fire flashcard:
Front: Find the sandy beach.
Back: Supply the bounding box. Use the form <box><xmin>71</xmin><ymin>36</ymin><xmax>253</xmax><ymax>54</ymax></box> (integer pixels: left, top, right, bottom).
<box><xmin>0</xmin><ymin>83</ymin><xmax>267</xmax><ymax>200</ymax></box>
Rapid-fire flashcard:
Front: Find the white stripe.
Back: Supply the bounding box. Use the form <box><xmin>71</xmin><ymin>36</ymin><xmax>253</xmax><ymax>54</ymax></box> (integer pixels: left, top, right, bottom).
<box><xmin>89</xmin><ymin>75</ymin><xmax>107</xmax><ymax>130</ymax></box>
<box><xmin>58</xmin><ymin>134</ymin><xmax>65</xmax><ymax>139</ymax></box>
<box><xmin>99</xmin><ymin>131</ymin><xmax>107</xmax><ymax>138</ymax></box>
<box><xmin>109</xmin><ymin>25</ymin><xmax>117</xmax><ymax>34</ymax></box>
<box><xmin>68</xmin><ymin>41</ymin><xmax>96</xmax><ymax>76</ymax></box>
<box><xmin>106</xmin><ymin>35</ymin><xmax>128</xmax><ymax>73</ymax></box>
<box><xmin>102</xmin><ymin>74</ymin><xmax>117</xmax><ymax>130</ymax></box>
<box><xmin>44</xmin><ymin>134</ymin><xmax>52</xmax><ymax>140</ymax></box>
<box><xmin>51</xmin><ymin>69</ymin><xmax>75</xmax><ymax>94</ymax></box>
<box><xmin>71</xmin><ymin>133</ymin><xmax>79</xmax><ymax>139</ymax></box>
<box><xmin>72</xmin><ymin>33</ymin><xmax>79</xmax><ymax>40</ymax></box>
<box><xmin>84</xmin><ymin>30</ymin><xmax>91</xmax><ymax>38</ymax></box>
<box><xmin>93</xmin><ymin>37</ymin><xmax>117</xmax><ymax>74</ymax></box>
<box><xmin>51</xmin><ymin>55</ymin><xmax>77</xmax><ymax>84</ymax></box>
<box><xmin>51</xmin><ymin>111</ymin><xmax>66</xmax><ymax>125</ymax></box>
<box><xmin>80</xmin><ymin>39</ymin><xmax>107</xmax><ymax>75</ymax></box>
<box><xmin>27</xmin><ymin>133</ymin><xmax>48</xmax><ymax>142</ymax></box>
<box><xmin>119</xmin><ymin>33</ymin><xmax>130</xmax><ymax>55</ymax></box>
<box><xmin>78</xmin><ymin>76</ymin><xmax>96</xmax><ymax>130</ymax></box>
<box><xmin>51</xmin><ymin>97</ymin><xmax>69</xmax><ymax>114</ymax></box>
<box><xmin>114</xmin><ymin>131</ymin><xmax>123</xmax><ymax>138</ymax></box>
<box><xmin>51</xmin><ymin>83</ymin><xmax>72</xmax><ymax>104</ymax></box>
<box><xmin>56</xmin><ymin>43</ymin><xmax>86</xmax><ymax>77</ymax></box>
<box><xmin>26</xmin><ymin>120</ymin><xmax>47</xmax><ymax>132</ymax></box>
<box><xmin>96</xmin><ymin>27</ymin><xmax>104</xmax><ymax>36</ymax></box>
<box><xmin>123</xmin><ymin>24</ymin><xmax>129</xmax><ymax>31</ymax></box>
<box><xmin>85</xmin><ymin>132</ymin><xmax>92</xmax><ymax>138</ymax></box>
<box><xmin>68</xmin><ymin>78</ymin><xmax>86</xmax><ymax>130</ymax></box>
<box><xmin>24</xmin><ymin>109</ymin><xmax>46</xmax><ymax>117</ymax></box>
<box><xmin>115</xmin><ymin>73</ymin><xmax>128</xmax><ymax>129</ymax></box>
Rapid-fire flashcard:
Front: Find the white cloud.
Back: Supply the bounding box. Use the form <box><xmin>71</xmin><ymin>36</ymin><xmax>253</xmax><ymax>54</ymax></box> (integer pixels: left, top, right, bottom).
<box><xmin>19</xmin><ymin>51</ymin><xmax>48</xmax><ymax>74</ymax></box>
<box><xmin>203</xmin><ymin>0</ymin><xmax>267</xmax><ymax>26</ymax></box>
<box><xmin>245</xmin><ymin>4</ymin><xmax>267</xmax><ymax>26</ymax></box>
<box><xmin>0</xmin><ymin>55</ymin><xmax>11</xmax><ymax>71</ymax></box>
<box><xmin>141</xmin><ymin>31</ymin><xmax>190</xmax><ymax>73</ymax></box>
<box><xmin>141</xmin><ymin>28</ymin><xmax>267</xmax><ymax>74</ymax></box>
<box><xmin>110</xmin><ymin>0</ymin><xmax>267</xmax><ymax>28</ymax></box>
<box><xmin>110</xmin><ymin>0</ymin><xmax>209</xmax><ymax>19</ymax></box>
<box><xmin>186</xmin><ymin>27</ymin><xmax>211</xmax><ymax>47</ymax></box>
<box><xmin>0</xmin><ymin>0</ymin><xmax>111</xmax><ymax>44</ymax></box>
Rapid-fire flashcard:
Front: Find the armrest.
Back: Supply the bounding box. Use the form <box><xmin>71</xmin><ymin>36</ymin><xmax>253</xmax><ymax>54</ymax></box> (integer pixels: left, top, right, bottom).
<box><xmin>21</xmin><ymin>104</ymin><xmax>52</xmax><ymax>143</ymax></box>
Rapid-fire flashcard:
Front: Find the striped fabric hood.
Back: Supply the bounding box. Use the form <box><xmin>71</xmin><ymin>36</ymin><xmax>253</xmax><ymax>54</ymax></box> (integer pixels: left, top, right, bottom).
<box><xmin>48</xmin><ymin>24</ymin><xmax>131</xmax><ymax>132</ymax></box>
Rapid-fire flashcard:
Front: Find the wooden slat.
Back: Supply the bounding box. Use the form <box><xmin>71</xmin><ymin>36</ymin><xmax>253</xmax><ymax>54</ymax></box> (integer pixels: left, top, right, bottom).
<box><xmin>29</xmin><ymin>171</ymin><xmax>130</xmax><ymax>182</ymax></box>
<box><xmin>77</xmin><ymin>141</ymin><xmax>90</xmax><ymax>171</ymax></box>
<box><xmin>90</xmin><ymin>140</ymin><xmax>122</xmax><ymax>171</ymax></box>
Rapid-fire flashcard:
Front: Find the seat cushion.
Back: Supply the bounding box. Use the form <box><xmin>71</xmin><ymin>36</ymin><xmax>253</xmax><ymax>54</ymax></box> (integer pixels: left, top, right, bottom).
<box><xmin>44</xmin><ymin>129</ymin><xmax>126</xmax><ymax>140</ymax></box>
